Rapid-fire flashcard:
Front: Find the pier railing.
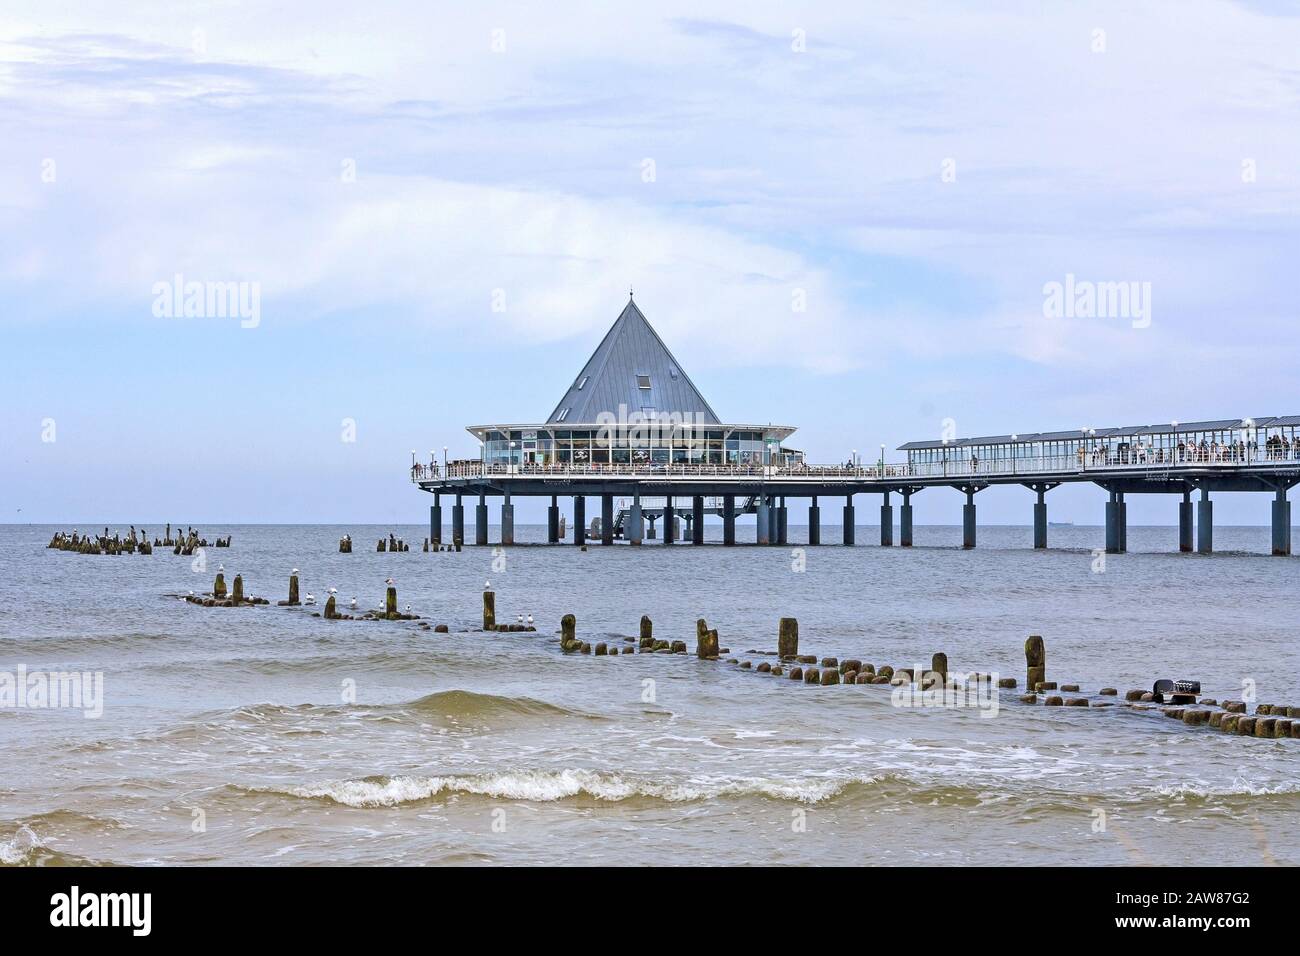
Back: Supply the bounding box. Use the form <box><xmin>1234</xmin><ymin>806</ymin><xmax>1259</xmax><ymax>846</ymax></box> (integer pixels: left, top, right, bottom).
<box><xmin>411</xmin><ymin>448</ymin><xmax>1300</xmax><ymax>484</ymax></box>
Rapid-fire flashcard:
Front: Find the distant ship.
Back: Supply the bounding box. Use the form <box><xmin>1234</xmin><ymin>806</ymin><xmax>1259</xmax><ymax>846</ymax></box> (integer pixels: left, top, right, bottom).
<box><xmin>1048</xmin><ymin>520</ymin><xmax>1074</xmax><ymax>527</ymax></box>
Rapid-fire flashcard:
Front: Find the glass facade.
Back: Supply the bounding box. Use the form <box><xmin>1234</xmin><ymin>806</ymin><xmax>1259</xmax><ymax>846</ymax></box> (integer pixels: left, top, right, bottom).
<box><xmin>481</xmin><ymin>427</ymin><xmax>785</xmax><ymax>466</ymax></box>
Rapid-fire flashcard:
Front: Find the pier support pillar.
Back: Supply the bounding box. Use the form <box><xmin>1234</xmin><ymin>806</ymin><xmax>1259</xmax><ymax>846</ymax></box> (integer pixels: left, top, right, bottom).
<box><xmin>1197</xmin><ymin>488</ymin><xmax>1213</xmax><ymax>554</ymax></box>
<box><xmin>601</xmin><ymin>495</ymin><xmax>613</xmax><ymax>545</ymax></box>
<box><xmin>723</xmin><ymin>495</ymin><xmax>736</xmax><ymax>546</ymax></box>
<box><xmin>475</xmin><ymin>495</ymin><xmax>488</xmax><ymax>546</ymax></box>
<box><xmin>500</xmin><ymin>492</ymin><xmax>514</xmax><ymax>546</ymax></box>
<box><xmin>777</xmin><ymin>497</ymin><xmax>788</xmax><ymax>545</ymax></box>
<box><xmin>900</xmin><ymin>492</ymin><xmax>913</xmax><ymax>547</ymax></box>
<box><xmin>692</xmin><ymin>496</ymin><xmax>705</xmax><ymax>545</ymax></box>
<box><xmin>430</xmin><ymin>495</ymin><xmax>442</xmax><ymax>546</ymax></box>
<box><xmin>1105</xmin><ymin>491</ymin><xmax>1119</xmax><ymax>554</ymax></box>
<box><xmin>663</xmin><ymin>500</ymin><xmax>675</xmax><ymax>544</ymax></box>
<box><xmin>880</xmin><ymin>491</ymin><xmax>893</xmax><ymax>547</ymax></box>
<box><xmin>547</xmin><ymin>495</ymin><xmax>559</xmax><ymax>544</ymax></box>
<box><xmin>1119</xmin><ymin>493</ymin><xmax>1127</xmax><ymax>553</ymax></box>
<box><xmin>647</xmin><ymin>516</ymin><xmax>657</xmax><ymax>540</ymax></box>
<box><xmin>452</xmin><ymin>494</ymin><xmax>465</xmax><ymax>547</ymax></box>
<box><xmin>629</xmin><ymin>494</ymin><xmax>644</xmax><ymax>545</ymax></box>
<box><xmin>1033</xmin><ymin>488</ymin><xmax>1046</xmax><ymax>550</ymax></box>
<box><xmin>962</xmin><ymin>489</ymin><xmax>976</xmax><ymax>549</ymax></box>
<box><xmin>1272</xmin><ymin>488</ymin><xmax>1291</xmax><ymax>556</ymax></box>
<box><xmin>756</xmin><ymin>497</ymin><xmax>771</xmax><ymax>545</ymax></box>
<box><xmin>1178</xmin><ymin>491</ymin><xmax>1193</xmax><ymax>552</ymax></box>
<box><xmin>574</xmin><ymin>496</ymin><xmax>586</xmax><ymax>546</ymax></box>
<box><xmin>808</xmin><ymin>496</ymin><xmax>820</xmax><ymax>546</ymax></box>
<box><xmin>843</xmin><ymin>496</ymin><xmax>855</xmax><ymax>546</ymax></box>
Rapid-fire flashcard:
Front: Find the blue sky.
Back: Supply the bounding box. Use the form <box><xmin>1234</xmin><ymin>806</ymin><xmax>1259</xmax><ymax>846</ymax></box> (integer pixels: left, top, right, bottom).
<box><xmin>3</xmin><ymin>1</ymin><xmax>1300</xmax><ymax>524</ymax></box>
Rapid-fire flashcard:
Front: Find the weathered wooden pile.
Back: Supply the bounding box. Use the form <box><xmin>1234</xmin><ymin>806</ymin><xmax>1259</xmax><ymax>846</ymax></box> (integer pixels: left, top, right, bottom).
<box><xmin>184</xmin><ymin>572</ymin><xmax>268</xmax><ymax>607</ymax></box>
<box><xmin>422</xmin><ymin>538</ymin><xmax>461</xmax><ymax>552</ymax></box>
<box><xmin>377</xmin><ymin>534</ymin><xmax>409</xmax><ymax>552</ymax></box>
<box><xmin>48</xmin><ymin>527</ymin><xmax>154</xmax><ymax>555</ymax></box>
<box><xmin>481</xmin><ymin>591</ymin><xmax>536</xmax><ymax>632</ymax></box>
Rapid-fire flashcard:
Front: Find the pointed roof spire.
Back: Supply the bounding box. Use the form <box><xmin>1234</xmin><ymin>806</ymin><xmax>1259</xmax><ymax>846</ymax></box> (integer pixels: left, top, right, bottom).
<box><xmin>547</xmin><ymin>299</ymin><xmax>720</xmax><ymax>425</ymax></box>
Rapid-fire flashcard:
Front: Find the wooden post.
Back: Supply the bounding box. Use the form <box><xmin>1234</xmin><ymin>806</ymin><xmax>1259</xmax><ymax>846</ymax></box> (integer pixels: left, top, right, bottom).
<box><xmin>232</xmin><ymin>574</ymin><xmax>244</xmax><ymax>604</ymax></box>
<box><xmin>289</xmin><ymin>574</ymin><xmax>299</xmax><ymax>605</ymax></box>
<box><xmin>778</xmin><ymin>617</ymin><xmax>799</xmax><ymax>659</ymax></box>
<box><xmin>696</xmin><ymin>619</ymin><xmax>719</xmax><ymax>658</ymax></box>
<box><xmin>483</xmin><ymin>591</ymin><xmax>496</xmax><ymax>630</ymax></box>
<box><xmin>213</xmin><ymin>573</ymin><xmax>227</xmax><ymax>599</ymax></box>
<box><xmin>561</xmin><ymin>613</ymin><xmax>576</xmax><ymax>648</ymax></box>
<box><xmin>386</xmin><ymin>586</ymin><xmax>398</xmax><ymax>619</ymax></box>
<box><xmin>1025</xmin><ymin>635</ymin><xmax>1045</xmax><ymax>690</ymax></box>
<box><xmin>931</xmin><ymin>652</ymin><xmax>947</xmax><ymax>683</ymax></box>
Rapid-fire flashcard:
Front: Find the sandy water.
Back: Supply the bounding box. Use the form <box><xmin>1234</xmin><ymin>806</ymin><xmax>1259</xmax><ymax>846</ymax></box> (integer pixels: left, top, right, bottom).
<box><xmin>1</xmin><ymin>522</ymin><xmax>1297</xmax><ymax>866</ymax></box>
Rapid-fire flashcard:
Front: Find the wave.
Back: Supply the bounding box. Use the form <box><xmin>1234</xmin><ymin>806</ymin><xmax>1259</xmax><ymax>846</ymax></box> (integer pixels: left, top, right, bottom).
<box><xmin>404</xmin><ymin>690</ymin><xmax>595</xmax><ymax>722</ymax></box>
<box><xmin>0</xmin><ymin>824</ymin><xmax>104</xmax><ymax>867</ymax></box>
<box><xmin>244</xmin><ymin>769</ymin><xmax>898</xmax><ymax>807</ymax></box>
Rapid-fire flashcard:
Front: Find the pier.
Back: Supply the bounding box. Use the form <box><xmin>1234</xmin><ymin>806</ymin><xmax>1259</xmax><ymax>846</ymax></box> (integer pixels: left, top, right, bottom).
<box><xmin>412</xmin><ymin>298</ymin><xmax>1300</xmax><ymax>554</ymax></box>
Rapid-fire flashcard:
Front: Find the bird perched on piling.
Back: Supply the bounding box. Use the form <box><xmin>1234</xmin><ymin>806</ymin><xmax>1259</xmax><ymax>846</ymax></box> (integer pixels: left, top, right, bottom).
<box><xmin>386</xmin><ymin>578</ymin><xmax>395</xmax><ymax>586</ymax></box>
<box><xmin>484</xmin><ymin>580</ymin><xmax>490</xmax><ymax>590</ymax></box>
<box><xmin>527</xmin><ymin>614</ymin><xmax>533</xmax><ymax>626</ymax></box>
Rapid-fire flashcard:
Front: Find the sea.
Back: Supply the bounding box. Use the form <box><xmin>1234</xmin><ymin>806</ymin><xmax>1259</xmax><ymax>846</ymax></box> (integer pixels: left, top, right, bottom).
<box><xmin>1</xmin><ymin>522</ymin><xmax>1297</xmax><ymax>866</ymax></box>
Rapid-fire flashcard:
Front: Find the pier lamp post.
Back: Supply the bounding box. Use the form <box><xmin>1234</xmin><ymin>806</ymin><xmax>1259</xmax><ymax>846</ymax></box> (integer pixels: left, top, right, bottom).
<box><xmin>1171</xmin><ymin>421</ymin><xmax>1179</xmax><ymax>463</ymax></box>
<box><xmin>443</xmin><ymin>446</ymin><xmax>448</xmax><ymax>474</ymax></box>
<box><xmin>851</xmin><ymin>449</ymin><xmax>857</xmax><ymax>474</ymax></box>
<box><xmin>509</xmin><ymin>440</ymin><xmax>516</xmax><ymax>475</ymax></box>
<box><xmin>880</xmin><ymin>444</ymin><xmax>885</xmax><ymax>476</ymax></box>
<box><xmin>1241</xmin><ymin>419</ymin><xmax>1254</xmax><ymax>464</ymax></box>
<box><xmin>1011</xmin><ymin>435</ymin><xmax>1018</xmax><ymax>475</ymax></box>
<box><xmin>410</xmin><ymin>449</ymin><xmax>416</xmax><ymax>478</ymax></box>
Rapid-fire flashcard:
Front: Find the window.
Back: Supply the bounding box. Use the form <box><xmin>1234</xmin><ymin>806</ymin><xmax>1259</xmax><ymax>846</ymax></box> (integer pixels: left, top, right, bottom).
<box><xmin>636</xmin><ymin>374</ymin><xmax>651</xmax><ymax>389</ymax></box>
<box><xmin>556</xmin><ymin>408</ymin><xmax>570</xmax><ymax>422</ymax></box>
<box><xmin>576</xmin><ymin>376</ymin><xmax>588</xmax><ymax>390</ymax></box>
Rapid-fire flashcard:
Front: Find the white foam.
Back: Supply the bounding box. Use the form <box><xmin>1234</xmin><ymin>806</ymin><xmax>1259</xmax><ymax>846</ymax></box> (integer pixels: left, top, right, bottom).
<box><xmin>0</xmin><ymin>825</ymin><xmax>43</xmax><ymax>865</ymax></box>
<box><xmin>263</xmin><ymin>769</ymin><xmax>878</xmax><ymax>807</ymax></box>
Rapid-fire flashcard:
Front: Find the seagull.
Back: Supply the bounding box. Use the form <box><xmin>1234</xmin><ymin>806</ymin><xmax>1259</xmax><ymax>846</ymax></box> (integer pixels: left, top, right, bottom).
<box><xmin>484</xmin><ymin>580</ymin><xmax>490</xmax><ymax>590</ymax></box>
<box><xmin>218</xmin><ymin>564</ymin><xmax>224</xmax><ymax>572</ymax></box>
<box><xmin>328</xmin><ymin>586</ymin><xmax>337</xmax><ymax>595</ymax></box>
<box><xmin>406</xmin><ymin>604</ymin><xmax>412</xmax><ymax>613</ymax></box>
<box><xmin>304</xmin><ymin>592</ymin><xmax>316</xmax><ymax>605</ymax></box>
<box><xmin>517</xmin><ymin>613</ymin><xmax>523</xmax><ymax>624</ymax></box>
<box><xmin>385</xmin><ymin>577</ymin><xmax>395</xmax><ymax>586</ymax></box>
<box><xmin>527</xmin><ymin>614</ymin><xmax>533</xmax><ymax>626</ymax></box>
<box><xmin>350</xmin><ymin>597</ymin><xmax>358</xmax><ymax>609</ymax></box>
<box><xmin>292</xmin><ymin>568</ymin><xmax>299</xmax><ymax>575</ymax></box>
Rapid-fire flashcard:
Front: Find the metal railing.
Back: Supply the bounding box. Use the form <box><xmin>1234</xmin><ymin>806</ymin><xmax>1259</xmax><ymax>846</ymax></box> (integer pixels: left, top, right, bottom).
<box><xmin>410</xmin><ymin>447</ymin><xmax>1300</xmax><ymax>484</ymax></box>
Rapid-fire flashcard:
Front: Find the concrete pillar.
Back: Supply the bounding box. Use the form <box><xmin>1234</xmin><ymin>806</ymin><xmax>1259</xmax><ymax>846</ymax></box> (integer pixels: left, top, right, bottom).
<box><xmin>574</xmin><ymin>496</ymin><xmax>586</xmax><ymax>546</ymax></box>
<box><xmin>601</xmin><ymin>495</ymin><xmax>613</xmax><ymax>545</ymax></box>
<box><xmin>1178</xmin><ymin>491</ymin><xmax>1193</xmax><ymax>553</ymax></box>
<box><xmin>808</xmin><ymin>496</ymin><xmax>820</xmax><ymax>546</ymax></box>
<box><xmin>1197</xmin><ymin>488</ymin><xmax>1213</xmax><ymax>554</ymax></box>
<box><xmin>880</xmin><ymin>490</ymin><xmax>893</xmax><ymax>546</ymax></box>
<box><xmin>777</xmin><ymin>497</ymin><xmax>788</xmax><ymax>545</ymax></box>
<box><xmin>663</xmin><ymin>499</ymin><xmax>675</xmax><ymax>544</ymax></box>
<box><xmin>500</xmin><ymin>492</ymin><xmax>514</xmax><ymax>546</ymax></box>
<box><xmin>1118</xmin><ymin>492</ymin><xmax>1127</xmax><ymax>553</ymax></box>
<box><xmin>547</xmin><ymin>495</ymin><xmax>559</xmax><ymax>544</ymax></box>
<box><xmin>767</xmin><ymin>496</ymin><xmax>779</xmax><ymax>544</ymax></box>
<box><xmin>628</xmin><ymin>494</ymin><xmax>644</xmax><ymax>545</ymax></box>
<box><xmin>900</xmin><ymin>492</ymin><xmax>913</xmax><ymax>547</ymax></box>
<box><xmin>843</xmin><ymin>495</ymin><xmax>855</xmax><ymax>546</ymax></box>
<box><xmin>1272</xmin><ymin>488</ymin><xmax>1291</xmax><ymax>556</ymax></box>
<box><xmin>962</xmin><ymin>489</ymin><xmax>976</xmax><ymax>549</ymax></box>
<box><xmin>646</xmin><ymin>517</ymin><xmax>657</xmax><ymax>540</ymax></box>
<box><xmin>723</xmin><ymin>494</ymin><xmax>736</xmax><ymax>545</ymax></box>
<box><xmin>1105</xmin><ymin>490</ymin><xmax>1119</xmax><ymax>554</ymax></box>
<box><xmin>475</xmin><ymin>495</ymin><xmax>488</xmax><ymax>546</ymax></box>
<box><xmin>430</xmin><ymin>495</ymin><xmax>442</xmax><ymax>546</ymax></box>
<box><xmin>452</xmin><ymin>494</ymin><xmax>464</xmax><ymax>546</ymax></box>
<box><xmin>1033</xmin><ymin>487</ymin><xmax>1046</xmax><ymax>549</ymax></box>
<box><xmin>692</xmin><ymin>496</ymin><xmax>705</xmax><ymax>545</ymax></box>
<box><xmin>756</xmin><ymin>497</ymin><xmax>770</xmax><ymax>545</ymax></box>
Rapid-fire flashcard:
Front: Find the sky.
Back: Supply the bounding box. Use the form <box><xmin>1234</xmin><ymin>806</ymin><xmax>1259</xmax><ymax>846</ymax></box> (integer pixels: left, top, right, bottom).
<box><xmin>3</xmin><ymin>0</ymin><xmax>1300</xmax><ymax>525</ymax></box>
